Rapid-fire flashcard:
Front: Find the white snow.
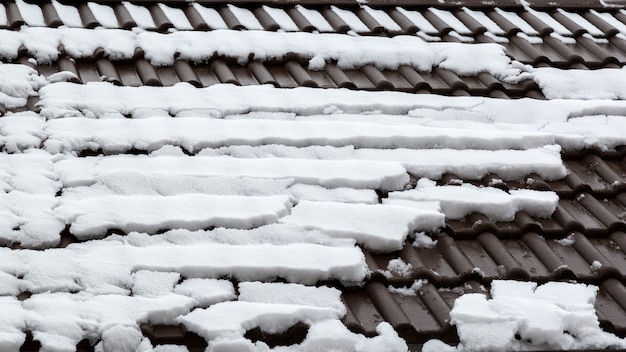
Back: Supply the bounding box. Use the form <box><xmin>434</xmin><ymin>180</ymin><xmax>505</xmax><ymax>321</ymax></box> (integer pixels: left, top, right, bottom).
<box><xmin>387</xmin><ymin>178</ymin><xmax>558</xmax><ymax>221</ymax></box>
<box><xmin>281</xmin><ymin>200</ymin><xmax>444</xmax><ymax>252</ymax></box>
<box><xmin>262</xmin><ymin>6</ymin><xmax>298</xmax><ymax>31</ymax></box>
<box><xmin>528</xmin><ymin>67</ymin><xmax>626</xmax><ymax>99</ymax></box>
<box><xmin>362</xmin><ymin>6</ymin><xmax>402</xmax><ymax>32</ymax></box>
<box><xmin>0</xmin><ymin>9</ymin><xmax>625</xmax><ymax>351</ymax></box>
<box><xmin>24</xmin><ymin>292</ymin><xmax>196</xmax><ymax>351</ymax></box>
<box><xmin>557</xmin><ymin>9</ymin><xmax>603</xmax><ymax>36</ymax></box>
<box><xmin>158</xmin><ymin>4</ymin><xmax>192</xmax><ymax>30</ymax></box>
<box><xmin>396</xmin><ymin>8</ymin><xmax>438</xmax><ymax>34</ymax></box>
<box><xmin>590</xmin><ymin>10</ymin><xmax>626</xmax><ymax>34</ymax></box>
<box><xmin>387</xmin><ymin>280</ymin><xmax>426</xmax><ymax>296</ymax></box>
<box><xmin>0</xmin><ymin>4</ymin><xmax>7</xmax><ymax>26</ymax></box>
<box><xmin>55</xmin><ymin>194</ymin><xmax>294</xmax><ymax>238</ymax></box>
<box><xmin>43</xmin><ymin>117</ymin><xmax>557</xmax><ymax>154</ymax></box>
<box><xmin>331</xmin><ymin>6</ymin><xmax>369</xmax><ymax>33</ymax></box>
<box><xmin>208</xmin><ymin>144</ymin><xmax>566</xmax><ymax>181</ymax></box>
<box><xmin>424</xmin><ymin>280</ymin><xmax>626</xmax><ymax>351</ymax></box>
<box><xmin>382</xmin><ymin>258</ymin><xmax>414</xmax><ymax>279</ymax></box>
<box><xmin>52</xmin><ymin>1</ymin><xmax>83</xmax><ymax>28</ymax></box>
<box><xmin>462</xmin><ymin>8</ymin><xmax>504</xmax><ymax>35</ymax></box>
<box><xmin>131</xmin><ymin>270</ymin><xmax>180</xmax><ymax>297</ymax></box>
<box><xmin>238</xmin><ymin>282</ymin><xmax>345</xmax><ymax>314</ymax></box>
<box><xmin>54</xmin><ymin>155</ymin><xmax>409</xmax><ymax>191</ymax></box>
<box><xmin>123</xmin><ymin>1</ymin><xmax>156</xmax><ymax>29</ymax></box>
<box><xmin>525</xmin><ymin>7</ymin><xmax>571</xmax><ymax>35</ymax></box>
<box><xmin>555</xmin><ymin>233</ymin><xmax>576</xmax><ymax>246</ymax></box>
<box><xmin>0</xmin><ymin>239</ymin><xmax>367</xmax><ymax>294</ymax></box>
<box><xmin>413</xmin><ymin>231</ymin><xmax>438</xmax><ymax>248</ymax></box>
<box><xmin>178</xmin><ymin>300</ymin><xmax>342</xmax><ymax>341</ymax></box>
<box><xmin>192</xmin><ymin>4</ymin><xmax>228</xmax><ymax>29</ymax></box>
<box><xmin>0</xmin><ymin>64</ymin><xmax>45</xmax><ymax>108</ymax></box>
<box><xmin>0</xmin><ymin>27</ymin><xmax>520</xmax><ymax>78</ymax></box>
<box><xmin>495</xmin><ymin>8</ymin><xmax>538</xmax><ymax>35</ymax></box>
<box><xmin>87</xmin><ymin>2</ymin><xmax>119</xmax><ymax>28</ymax></box>
<box><xmin>34</xmin><ymin>82</ymin><xmax>626</xmax><ymax>151</ymax></box>
<box><xmin>288</xmin><ymin>184</ymin><xmax>379</xmax><ymax>204</ymax></box>
<box><xmin>295</xmin><ymin>5</ymin><xmax>333</xmax><ymax>32</ymax></box>
<box><xmin>16</xmin><ymin>0</ymin><xmax>46</xmax><ymax>27</ymax></box>
<box><xmin>227</xmin><ymin>5</ymin><xmax>263</xmax><ymax>30</ymax></box>
<box><xmin>428</xmin><ymin>8</ymin><xmax>471</xmax><ymax>35</ymax></box>
<box><xmin>174</xmin><ymin>279</ymin><xmax>235</xmax><ymax>307</ymax></box>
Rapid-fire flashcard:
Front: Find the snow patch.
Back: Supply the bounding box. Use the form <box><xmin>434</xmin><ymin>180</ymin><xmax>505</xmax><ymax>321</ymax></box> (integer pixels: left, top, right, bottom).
<box><xmin>425</xmin><ymin>280</ymin><xmax>626</xmax><ymax>351</ymax></box>
<box><xmin>281</xmin><ymin>200</ymin><xmax>444</xmax><ymax>252</ymax></box>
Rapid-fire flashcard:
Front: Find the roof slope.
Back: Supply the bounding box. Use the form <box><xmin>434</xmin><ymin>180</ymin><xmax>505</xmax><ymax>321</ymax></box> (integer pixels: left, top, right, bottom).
<box><xmin>0</xmin><ymin>0</ymin><xmax>626</xmax><ymax>352</ymax></box>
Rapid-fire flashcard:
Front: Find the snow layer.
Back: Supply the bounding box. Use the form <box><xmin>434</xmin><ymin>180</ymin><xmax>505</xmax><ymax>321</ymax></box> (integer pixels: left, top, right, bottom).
<box><xmin>281</xmin><ymin>200</ymin><xmax>444</xmax><ymax>252</ymax></box>
<box><xmin>54</xmin><ymin>155</ymin><xmax>409</xmax><ymax>191</ymax></box>
<box><xmin>0</xmin><ymin>238</ymin><xmax>367</xmax><ymax>294</ymax></box>
<box><xmin>0</xmin><ymin>28</ymin><xmax>519</xmax><ymax>78</ymax></box>
<box><xmin>43</xmin><ymin>117</ymin><xmax>556</xmax><ymax>154</ymax></box>
<box><xmin>0</xmin><ymin>64</ymin><xmax>45</xmax><ymax>109</ymax></box>
<box><xmin>37</xmin><ymin>83</ymin><xmax>626</xmax><ymax>151</ymax></box>
<box><xmin>207</xmin><ymin>144</ymin><xmax>566</xmax><ymax>181</ymax></box>
<box><xmin>425</xmin><ymin>280</ymin><xmax>626</xmax><ymax>351</ymax></box>
<box><xmin>55</xmin><ymin>194</ymin><xmax>294</xmax><ymax>238</ymax></box>
<box><xmin>529</xmin><ymin>67</ymin><xmax>626</xmax><ymax>99</ymax></box>
<box><xmin>387</xmin><ymin>179</ymin><xmax>558</xmax><ymax>221</ymax></box>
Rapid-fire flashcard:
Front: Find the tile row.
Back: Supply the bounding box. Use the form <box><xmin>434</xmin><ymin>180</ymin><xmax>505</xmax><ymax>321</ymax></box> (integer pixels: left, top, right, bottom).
<box><xmin>344</xmin><ymin>277</ymin><xmax>626</xmax><ymax>344</ymax></box>
<box><xmin>3</xmin><ymin>1</ymin><xmax>624</xmax><ymax>37</ymax></box>
<box><xmin>15</xmin><ymin>277</ymin><xmax>624</xmax><ymax>351</ymax></box>
<box><xmin>16</xmin><ymin>56</ymin><xmax>544</xmax><ymax>97</ymax></box>
<box><xmin>369</xmin><ymin>231</ymin><xmax>626</xmax><ymax>287</ymax></box>
<box><xmin>4</xmin><ymin>1</ymin><xmax>626</xmax><ymax>67</ymax></box>
<box><xmin>442</xmin><ymin>195</ymin><xmax>626</xmax><ymax>239</ymax></box>
<box><xmin>438</xmin><ymin>153</ymin><xmax>626</xmax><ymax>199</ymax></box>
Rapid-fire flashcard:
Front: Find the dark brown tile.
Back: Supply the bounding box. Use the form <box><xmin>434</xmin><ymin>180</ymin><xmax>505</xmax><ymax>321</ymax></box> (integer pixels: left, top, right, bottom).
<box><xmin>253</xmin><ymin>7</ymin><xmax>280</xmax><ymax>31</ymax></box>
<box><xmin>321</xmin><ymin>7</ymin><xmax>350</xmax><ymax>33</ymax></box>
<box><xmin>355</xmin><ymin>8</ymin><xmax>384</xmax><ymax>33</ymax></box>
<box><xmin>6</xmin><ymin>2</ymin><xmax>25</xmax><ymax>28</ymax></box>
<box><xmin>114</xmin><ymin>3</ymin><xmax>136</xmax><ymax>29</ymax></box>
<box><xmin>42</xmin><ymin>2</ymin><xmax>63</xmax><ymax>28</ymax></box>
<box><xmin>78</xmin><ymin>3</ymin><xmax>99</xmax><ymax>29</ymax></box>
<box><xmin>285</xmin><ymin>61</ymin><xmax>317</xmax><ymax>87</ymax></box>
<box><xmin>184</xmin><ymin>5</ymin><xmax>210</xmax><ymax>30</ymax></box>
<box><xmin>287</xmin><ymin>7</ymin><xmax>316</xmax><ymax>32</ymax></box>
<box><xmin>149</xmin><ymin>4</ymin><xmax>174</xmax><ymax>32</ymax></box>
<box><xmin>218</xmin><ymin>6</ymin><xmax>244</xmax><ymax>30</ymax></box>
<box><xmin>135</xmin><ymin>59</ymin><xmax>162</xmax><ymax>86</ymax></box>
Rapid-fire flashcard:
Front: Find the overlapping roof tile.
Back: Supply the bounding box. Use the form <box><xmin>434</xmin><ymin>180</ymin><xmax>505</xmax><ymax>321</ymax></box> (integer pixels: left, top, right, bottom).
<box><xmin>0</xmin><ymin>0</ymin><xmax>626</xmax><ymax>351</ymax></box>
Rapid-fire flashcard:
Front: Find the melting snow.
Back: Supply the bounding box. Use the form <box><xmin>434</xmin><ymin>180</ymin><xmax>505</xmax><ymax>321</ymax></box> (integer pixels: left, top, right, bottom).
<box><xmin>424</xmin><ymin>280</ymin><xmax>626</xmax><ymax>351</ymax></box>
<box><xmin>0</xmin><ymin>15</ymin><xmax>624</xmax><ymax>349</ymax></box>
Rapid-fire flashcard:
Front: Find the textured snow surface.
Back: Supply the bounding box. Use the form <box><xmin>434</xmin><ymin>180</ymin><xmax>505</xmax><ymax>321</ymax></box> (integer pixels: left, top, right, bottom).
<box><xmin>0</xmin><ymin>43</ymin><xmax>624</xmax><ymax>351</ymax></box>
<box><xmin>0</xmin><ymin>64</ymin><xmax>45</xmax><ymax>108</ymax></box>
<box><xmin>424</xmin><ymin>280</ymin><xmax>626</xmax><ymax>351</ymax></box>
<box><xmin>0</xmin><ymin>28</ymin><xmax>520</xmax><ymax>78</ymax></box>
<box><xmin>37</xmin><ymin>83</ymin><xmax>626</xmax><ymax>150</ymax></box>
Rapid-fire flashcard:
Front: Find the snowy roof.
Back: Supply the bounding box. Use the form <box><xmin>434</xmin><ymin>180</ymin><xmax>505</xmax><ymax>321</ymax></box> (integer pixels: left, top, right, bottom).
<box><xmin>1</xmin><ymin>0</ymin><xmax>626</xmax><ymax>351</ymax></box>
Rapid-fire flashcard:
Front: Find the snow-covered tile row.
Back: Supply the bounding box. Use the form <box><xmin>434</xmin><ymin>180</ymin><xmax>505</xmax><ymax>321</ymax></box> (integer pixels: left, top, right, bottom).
<box><xmin>0</xmin><ymin>65</ymin><xmax>43</xmax><ymax>109</ymax></box>
<box><xmin>425</xmin><ymin>281</ymin><xmax>626</xmax><ymax>351</ymax></box>
<box><xmin>36</xmin><ymin>83</ymin><xmax>626</xmax><ymax>150</ymax></box>
<box><xmin>0</xmin><ymin>281</ymin><xmax>407</xmax><ymax>352</ymax></box>
<box><xmin>0</xmin><ymin>28</ymin><xmax>519</xmax><ymax>78</ymax></box>
<box><xmin>203</xmin><ymin>145</ymin><xmax>566</xmax><ymax>181</ymax></box>
<box><xmin>56</xmin><ymin>194</ymin><xmax>294</xmax><ymax>239</ymax></box>
<box><xmin>387</xmin><ymin>179</ymin><xmax>558</xmax><ymax>222</ymax></box>
<box><xmin>0</xmin><ymin>230</ymin><xmax>368</xmax><ymax>294</ymax></box>
<box><xmin>43</xmin><ymin>117</ymin><xmax>556</xmax><ymax>154</ymax></box>
<box><xmin>280</xmin><ymin>200</ymin><xmax>445</xmax><ymax>252</ymax></box>
<box><xmin>54</xmin><ymin>155</ymin><xmax>410</xmax><ymax>190</ymax></box>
